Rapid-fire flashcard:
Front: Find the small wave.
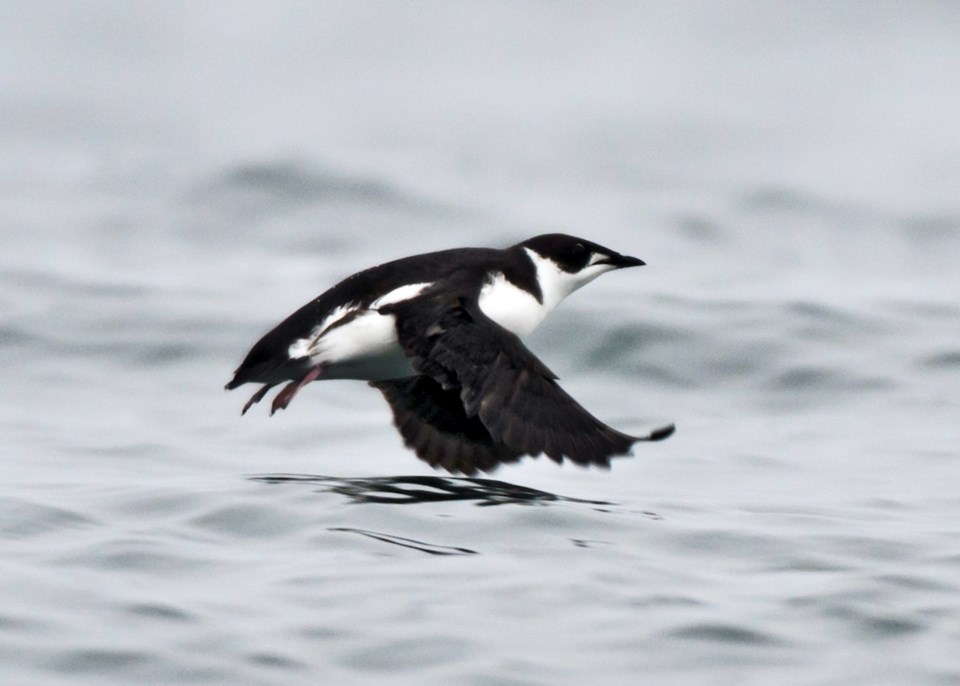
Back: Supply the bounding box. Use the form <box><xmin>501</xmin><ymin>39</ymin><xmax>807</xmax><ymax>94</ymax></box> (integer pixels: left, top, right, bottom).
<box><xmin>765</xmin><ymin>365</ymin><xmax>891</xmax><ymax>393</ymax></box>
<box><xmin>0</xmin><ymin>323</ymin><xmax>41</xmax><ymax>350</ymax></box>
<box><xmin>244</xmin><ymin>652</ymin><xmax>308</xmax><ymax>671</ymax></box>
<box><xmin>340</xmin><ymin>636</ymin><xmax>472</xmax><ymax>671</ymax></box>
<box><xmin>784</xmin><ymin>301</ymin><xmax>889</xmax><ymax>337</ymax></box>
<box><xmin>50</xmin><ymin>649</ymin><xmax>151</xmax><ymax>673</ymax></box>
<box><xmin>57</xmin><ymin>540</ymin><xmax>214</xmax><ymax>573</ymax></box>
<box><xmin>188</xmin><ymin>503</ymin><xmax>306</xmax><ymax>538</ymax></box>
<box><xmin>818</xmin><ymin>604</ymin><xmax>927</xmax><ymax>638</ymax></box>
<box><xmin>900</xmin><ymin>213</ymin><xmax>960</xmax><ymax>242</ymax></box>
<box><xmin>121</xmin><ymin>602</ymin><xmax>196</xmax><ymax>623</ymax></box>
<box><xmin>674</xmin><ymin>214</ymin><xmax>731</xmax><ymax>244</ymax></box>
<box><xmin>740</xmin><ymin>186</ymin><xmax>864</xmax><ymax>222</ymax></box>
<box><xmin>186</xmin><ymin>159</ymin><xmax>433</xmax><ymax>217</ymax></box>
<box><xmin>919</xmin><ymin>350</ymin><xmax>960</xmax><ymax>369</ymax></box>
<box><xmin>668</xmin><ymin>622</ymin><xmax>788</xmax><ymax>646</ymax></box>
<box><xmin>0</xmin><ymin>498</ymin><xmax>97</xmax><ymax>538</ymax></box>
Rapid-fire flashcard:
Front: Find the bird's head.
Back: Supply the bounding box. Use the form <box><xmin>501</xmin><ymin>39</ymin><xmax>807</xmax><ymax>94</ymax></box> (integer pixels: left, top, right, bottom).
<box><xmin>518</xmin><ymin>233</ymin><xmax>645</xmax><ymax>306</ymax></box>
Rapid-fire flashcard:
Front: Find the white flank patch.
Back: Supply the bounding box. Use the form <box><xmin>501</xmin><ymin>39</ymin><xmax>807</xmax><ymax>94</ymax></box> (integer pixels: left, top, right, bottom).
<box><xmin>305</xmin><ymin>309</ymin><xmax>412</xmax><ymax>380</ymax></box>
<box><xmin>287</xmin><ymin>302</ymin><xmax>358</xmax><ymax>359</ymax></box>
<box><xmin>287</xmin><ymin>285</ymin><xmax>434</xmax><ymax>379</ymax></box>
<box><xmin>371</xmin><ymin>281</ymin><xmax>434</xmax><ymax>309</ymax></box>
<box><xmin>288</xmin><ymin>338</ymin><xmax>312</xmax><ymax>359</ymax></box>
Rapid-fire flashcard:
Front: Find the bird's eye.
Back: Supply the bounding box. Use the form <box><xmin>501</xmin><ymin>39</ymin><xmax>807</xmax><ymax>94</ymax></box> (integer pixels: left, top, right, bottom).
<box><xmin>572</xmin><ymin>243</ymin><xmax>586</xmax><ymax>255</ymax></box>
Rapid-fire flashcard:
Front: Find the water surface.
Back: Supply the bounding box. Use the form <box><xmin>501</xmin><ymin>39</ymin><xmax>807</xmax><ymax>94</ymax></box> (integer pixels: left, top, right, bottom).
<box><xmin>2</xmin><ymin>3</ymin><xmax>960</xmax><ymax>685</ymax></box>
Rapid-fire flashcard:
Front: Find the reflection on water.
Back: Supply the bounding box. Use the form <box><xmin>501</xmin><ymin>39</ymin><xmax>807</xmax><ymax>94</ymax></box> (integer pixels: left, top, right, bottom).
<box><xmin>328</xmin><ymin>527</ymin><xmax>478</xmax><ymax>556</ymax></box>
<box><xmin>249</xmin><ymin>473</ymin><xmax>614</xmax><ymax>507</ymax></box>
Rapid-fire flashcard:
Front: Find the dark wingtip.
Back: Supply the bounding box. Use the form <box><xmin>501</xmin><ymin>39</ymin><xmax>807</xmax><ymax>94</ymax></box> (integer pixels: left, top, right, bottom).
<box><xmin>225</xmin><ymin>368</ymin><xmax>245</xmax><ymax>390</ymax></box>
<box><xmin>644</xmin><ymin>423</ymin><xmax>676</xmax><ymax>442</ymax></box>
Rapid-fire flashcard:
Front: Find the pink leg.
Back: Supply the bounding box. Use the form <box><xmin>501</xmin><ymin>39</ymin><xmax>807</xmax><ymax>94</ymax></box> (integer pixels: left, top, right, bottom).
<box><xmin>270</xmin><ymin>365</ymin><xmax>326</xmax><ymax>415</ymax></box>
<box><xmin>242</xmin><ymin>383</ymin><xmax>278</xmax><ymax>415</ymax></box>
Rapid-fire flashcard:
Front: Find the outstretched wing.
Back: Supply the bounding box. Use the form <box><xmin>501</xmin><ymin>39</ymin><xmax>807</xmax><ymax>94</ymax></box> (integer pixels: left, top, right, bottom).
<box><xmin>370</xmin><ymin>375</ymin><xmax>523</xmax><ymax>475</ymax></box>
<box><xmin>379</xmin><ymin>284</ymin><xmax>670</xmax><ymax>472</ymax></box>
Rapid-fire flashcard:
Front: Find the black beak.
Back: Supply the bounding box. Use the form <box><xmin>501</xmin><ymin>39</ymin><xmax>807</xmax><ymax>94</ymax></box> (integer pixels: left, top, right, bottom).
<box><xmin>602</xmin><ymin>253</ymin><xmax>645</xmax><ymax>269</ymax></box>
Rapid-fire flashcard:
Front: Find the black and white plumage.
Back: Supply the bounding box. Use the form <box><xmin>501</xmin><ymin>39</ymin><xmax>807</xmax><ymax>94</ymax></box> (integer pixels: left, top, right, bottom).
<box><xmin>226</xmin><ymin>234</ymin><xmax>674</xmax><ymax>474</ymax></box>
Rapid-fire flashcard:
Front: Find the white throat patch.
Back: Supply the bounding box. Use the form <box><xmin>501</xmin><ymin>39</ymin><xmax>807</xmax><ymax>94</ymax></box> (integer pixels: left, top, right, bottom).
<box><xmin>477</xmin><ymin>248</ymin><xmax>616</xmax><ymax>338</ymax></box>
<box><xmin>523</xmin><ymin>247</ymin><xmax>616</xmax><ymax>310</ymax></box>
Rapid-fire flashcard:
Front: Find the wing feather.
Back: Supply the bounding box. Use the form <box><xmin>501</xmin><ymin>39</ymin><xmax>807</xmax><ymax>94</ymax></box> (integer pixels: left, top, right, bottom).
<box><xmin>370</xmin><ymin>375</ymin><xmax>522</xmax><ymax>475</ymax></box>
<box><xmin>380</xmin><ymin>286</ymin><xmax>649</xmax><ymax>470</ymax></box>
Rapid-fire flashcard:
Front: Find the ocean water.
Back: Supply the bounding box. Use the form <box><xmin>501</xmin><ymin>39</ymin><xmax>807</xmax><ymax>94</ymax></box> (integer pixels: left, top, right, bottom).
<box><xmin>3</xmin><ymin>2</ymin><xmax>960</xmax><ymax>685</ymax></box>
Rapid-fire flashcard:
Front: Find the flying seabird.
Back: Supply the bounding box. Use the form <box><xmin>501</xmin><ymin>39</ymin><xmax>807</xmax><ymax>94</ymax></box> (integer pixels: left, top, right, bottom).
<box><xmin>226</xmin><ymin>234</ymin><xmax>674</xmax><ymax>474</ymax></box>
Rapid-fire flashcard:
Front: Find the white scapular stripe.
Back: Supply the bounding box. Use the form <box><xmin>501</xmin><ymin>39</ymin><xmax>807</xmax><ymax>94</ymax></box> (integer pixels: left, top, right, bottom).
<box><xmin>371</xmin><ymin>281</ymin><xmax>434</xmax><ymax>309</ymax></box>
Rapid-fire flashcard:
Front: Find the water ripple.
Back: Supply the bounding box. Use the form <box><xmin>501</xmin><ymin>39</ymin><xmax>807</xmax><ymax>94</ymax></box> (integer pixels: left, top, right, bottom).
<box><xmin>50</xmin><ymin>649</ymin><xmax>151</xmax><ymax>673</ymax></box>
<box><xmin>328</xmin><ymin>527</ymin><xmax>478</xmax><ymax>556</ymax></box>
<box><xmin>668</xmin><ymin>622</ymin><xmax>788</xmax><ymax>646</ymax></box>
<box><xmin>0</xmin><ymin>498</ymin><xmax>97</xmax><ymax>538</ymax></box>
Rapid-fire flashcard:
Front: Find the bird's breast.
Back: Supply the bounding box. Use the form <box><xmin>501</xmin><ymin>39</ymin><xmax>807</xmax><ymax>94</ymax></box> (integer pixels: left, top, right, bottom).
<box><xmin>478</xmin><ymin>272</ymin><xmax>548</xmax><ymax>338</ymax></box>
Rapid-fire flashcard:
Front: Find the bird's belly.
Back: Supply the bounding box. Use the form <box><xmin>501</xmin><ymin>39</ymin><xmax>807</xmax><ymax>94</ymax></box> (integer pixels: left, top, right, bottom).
<box><xmin>300</xmin><ymin>310</ymin><xmax>414</xmax><ymax>381</ymax></box>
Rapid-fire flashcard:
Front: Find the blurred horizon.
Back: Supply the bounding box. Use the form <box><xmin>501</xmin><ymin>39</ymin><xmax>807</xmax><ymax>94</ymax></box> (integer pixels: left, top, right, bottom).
<box><xmin>4</xmin><ymin>1</ymin><xmax>960</xmax><ymax>213</ymax></box>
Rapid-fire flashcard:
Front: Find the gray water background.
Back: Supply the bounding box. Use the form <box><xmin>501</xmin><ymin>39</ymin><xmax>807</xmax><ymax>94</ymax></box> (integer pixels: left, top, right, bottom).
<box><xmin>2</xmin><ymin>2</ymin><xmax>960</xmax><ymax>684</ymax></box>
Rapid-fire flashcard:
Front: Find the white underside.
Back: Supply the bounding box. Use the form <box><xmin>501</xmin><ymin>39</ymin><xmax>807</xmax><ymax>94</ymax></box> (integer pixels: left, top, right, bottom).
<box><xmin>285</xmin><ymin>251</ymin><xmax>616</xmax><ymax>381</ymax></box>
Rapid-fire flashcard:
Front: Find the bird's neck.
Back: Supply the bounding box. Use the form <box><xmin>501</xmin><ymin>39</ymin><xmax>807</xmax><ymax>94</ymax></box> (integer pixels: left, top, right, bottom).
<box><xmin>522</xmin><ymin>247</ymin><xmax>603</xmax><ymax>312</ymax></box>
<box><xmin>477</xmin><ymin>248</ymin><xmax>581</xmax><ymax>338</ymax></box>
